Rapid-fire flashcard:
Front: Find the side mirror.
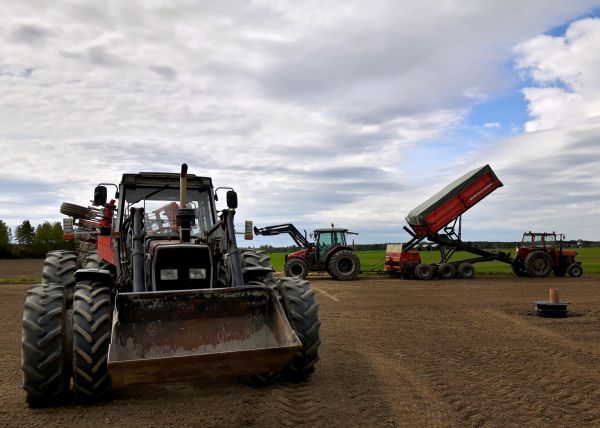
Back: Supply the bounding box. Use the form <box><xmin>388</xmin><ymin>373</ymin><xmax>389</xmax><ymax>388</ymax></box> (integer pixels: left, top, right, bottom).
<box><xmin>93</xmin><ymin>186</ymin><xmax>107</xmax><ymax>206</ymax></box>
<box><xmin>226</xmin><ymin>190</ymin><xmax>238</xmax><ymax>209</ymax></box>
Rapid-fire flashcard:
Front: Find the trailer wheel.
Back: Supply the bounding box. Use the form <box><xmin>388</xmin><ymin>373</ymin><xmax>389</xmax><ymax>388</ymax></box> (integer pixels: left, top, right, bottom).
<box><xmin>72</xmin><ymin>281</ymin><xmax>113</xmax><ymax>403</ymax></box>
<box><xmin>328</xmin><ymin>250</ymin><xmax>360</xmax><ymax>281</ymax></box>
<box><xmin>414</xmin><ymin>263</ymin><xmax>433</xmax><ymax>280</ymax></box>
<box><xmin>277</xmin><ymin>277</ymin><xmax>321</xmax><ymax>381</ymax></box>
<box><xmin>21</xmin><ymin>284</ymin><xmax>71</xmax><ymax>407</ymax></box>
<box><xmin>284</xmin><ymin>258</ymin><xmax>310</xmax><ymax>279</ymax></box>
<box><xmin>457</xmin><ymin>263</ymin><xmax>475</xmax><ymax>279</ymax></box>
<box><xmin>438</xmin><ymin>263</ymin><xmax>456</xmax><ymax>279</ymax></box>
<box><xmin>525</xmin><ymin>250</ymin><xmax>552</xmax><ymax>278</ymax></box>
<box><xmin>42</xmin><ymin>250</ymin><xmax>78</xmax><ymax>305</ymax></box>
<box><xmin>60</xmin><ymin>202</ymin><xmax>93</xmax><ymax>219</ymax></box>
<box><xmin>567</xmin><ymin>263</ymin><xmax>583</xmax><ymax>278</ymax></box>
<box><xmin>241</xmin><ymin>249</ymin><xmax>275</xmax><ymax>285</ymax></box>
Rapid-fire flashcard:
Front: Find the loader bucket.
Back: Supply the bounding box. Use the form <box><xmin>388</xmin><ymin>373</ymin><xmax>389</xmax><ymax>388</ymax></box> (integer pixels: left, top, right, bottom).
<box><xmin>107</xmin><ymin>286</ymin><xmax>302</xmax><ymax>386</ymax></box>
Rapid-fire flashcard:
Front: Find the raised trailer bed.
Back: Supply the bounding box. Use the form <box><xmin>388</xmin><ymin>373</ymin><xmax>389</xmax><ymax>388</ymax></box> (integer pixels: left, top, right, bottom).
<box><xmin>386</xmin><ymin>165</ymin><xmax>512</xmax><ymax>280</ymax></box>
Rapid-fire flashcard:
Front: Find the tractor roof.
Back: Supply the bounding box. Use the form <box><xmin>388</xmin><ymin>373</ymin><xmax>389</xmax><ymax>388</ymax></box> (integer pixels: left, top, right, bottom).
<box><xmin>314</xmin><ymin>228</ymin><xmax>349</xmax><ymax>233</ymax></box>
<box><xmin>121</xmin><ymin>172</ymin><xmax>213</xmax><ymax>189</ymax></box>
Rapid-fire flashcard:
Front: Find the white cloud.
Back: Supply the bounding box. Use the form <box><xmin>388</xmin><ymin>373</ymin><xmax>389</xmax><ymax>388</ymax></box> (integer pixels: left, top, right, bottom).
<box><xmin>0</xmin><ymin>1</ymin><xmax>599</xmax><ymax>243</ymax></box>
<box><xmin>483</xmin><ymin>122</ymin><xmax>502</xmax><ymax>128</ymax></box>
<box><xmin>515</xmin><ymin>18</ymin><xmax>600</xmax><ymax>131</ymax></box>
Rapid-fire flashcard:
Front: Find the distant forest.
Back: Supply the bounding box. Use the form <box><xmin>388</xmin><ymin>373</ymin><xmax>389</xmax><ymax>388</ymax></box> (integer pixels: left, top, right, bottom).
<box><xmin>1</xmin><ymin>219</ymin><xmax>597</xmax><ymax>259</ymax></box>
<box><xmin>0</xmin><ymin>219</ymin><xmax>75</xmax><ymax>259</ymax></box>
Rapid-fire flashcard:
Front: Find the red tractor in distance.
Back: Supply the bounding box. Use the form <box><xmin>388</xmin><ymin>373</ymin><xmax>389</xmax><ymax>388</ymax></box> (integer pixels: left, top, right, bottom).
<box><xmin>512</xmin><ymin>232</ymin><xmax>582</xmax><ymax>278</ymax></box>
<box><xmin>254</xmin><ymin>224</ymin><xmax>361</xmax><ymax>281</ymax></box>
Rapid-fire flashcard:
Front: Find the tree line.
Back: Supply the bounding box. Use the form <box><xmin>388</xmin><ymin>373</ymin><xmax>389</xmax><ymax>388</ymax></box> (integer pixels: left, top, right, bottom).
<box><xmin>0</xmin><ymin>219</ymin><xmax>75</xmax><ymax>259</ymax></box>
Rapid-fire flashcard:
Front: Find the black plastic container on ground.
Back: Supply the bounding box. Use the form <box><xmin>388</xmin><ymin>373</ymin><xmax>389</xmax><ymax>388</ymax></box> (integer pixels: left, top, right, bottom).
<box><xmin>533</xmin><ymin>301</ymin><xmax>569</xmax><ymax>318</ymax></box>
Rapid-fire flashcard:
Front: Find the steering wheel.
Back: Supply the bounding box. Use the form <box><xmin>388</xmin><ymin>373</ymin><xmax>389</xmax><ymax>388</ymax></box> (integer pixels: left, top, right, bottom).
<box><xmin>152</xmin><ymin>227</ymin><xmax>179</xmax><ymax>236</ymax></box>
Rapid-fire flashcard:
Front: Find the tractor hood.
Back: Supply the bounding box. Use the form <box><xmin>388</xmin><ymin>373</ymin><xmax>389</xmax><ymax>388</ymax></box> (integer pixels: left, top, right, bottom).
<box><xmin>287</xmin><ymin>248</ymin><xmax>310</xmax><ymax>260</ymax></box>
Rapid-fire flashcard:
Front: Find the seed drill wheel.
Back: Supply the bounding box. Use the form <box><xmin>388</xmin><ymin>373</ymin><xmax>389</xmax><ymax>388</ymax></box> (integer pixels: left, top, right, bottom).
<box><xmin>525</xmin><ymin>250</ymin><xmax>552</xmax><ymax>277</ymax></box>
<box><xmin>72</xmin><ymin>281</ymin><xmax>113</xmax><ymax>403</ymax></box>
<box><xmin>42</xmin><ymin>250</ymin><xmax>78</xmax><ymax>305</ymax></box>
<box><xmin>21</xmin><ymin>284</ymin><xmax>71</xmax><ymax>407</ymax></box>
<box><xmin>457</xmin><ymin>262</ymin><xmax>475</xmax><ymax>279</ymax></box>
<box><xmin>438</xmin><ymin>263</ymin><xmax>456</xmax><ymax>279</ymax></box>
<box><xmin>328</xmin><ymin>250</ymin><xmax>360</xmax><ymax>281</ymax></box>
<box><xmin>277</xmin><ymin>277</ymin><xmax>321</xmax><ymax>381</ymax></box>
<box><xmin>414</xmin><ymin>263</ymin><xmax>433</xmax><ymax>280</ymax></box>
<box><xmin>284</xmin><ymin>258</ymin><xmax>310</xmax><ymax>279</ymax></box>
<box><xmin>567</xmin><ymin>263</ymin><xmax>583</xmax><ymax>277</ymax></box>
<box><xmin>60</xmin><ymin>202</ymin><xmax>93</xmax><ymax>220</ymax></box>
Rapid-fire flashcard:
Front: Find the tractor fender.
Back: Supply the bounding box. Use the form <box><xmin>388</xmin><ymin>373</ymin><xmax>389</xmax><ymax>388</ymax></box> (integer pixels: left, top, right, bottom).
<box><xmin>75</xmin><ymin>268</ymin><xmax>114</xmax><ymax>283</ymax></box>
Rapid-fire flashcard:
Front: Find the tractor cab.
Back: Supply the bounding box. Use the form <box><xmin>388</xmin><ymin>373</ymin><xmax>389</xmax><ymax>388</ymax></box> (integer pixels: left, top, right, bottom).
<box><xmin>313</xmin><ymin>228</ymin><xmax>349</xmax><ymax>260</ymax></box>
<box><xmin>518</xmin><ymin>232</ymin><xmax>559</xmax><ymax>252</ymax></box>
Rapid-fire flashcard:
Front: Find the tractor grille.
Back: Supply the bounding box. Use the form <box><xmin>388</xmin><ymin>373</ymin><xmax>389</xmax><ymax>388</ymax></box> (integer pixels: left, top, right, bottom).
<box><xmin>152</xmin><ymin>244</ymin><xmax>212</xmax><ymax>291</ymax></box>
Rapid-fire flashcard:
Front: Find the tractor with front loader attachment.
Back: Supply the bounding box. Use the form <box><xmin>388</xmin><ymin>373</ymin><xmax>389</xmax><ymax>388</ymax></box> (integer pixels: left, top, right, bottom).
<box><xmin>21</xmin><ymin>164</ymin><xmax>321</xmax><ymax>406</ymax></box>
<box><xmin>253</xmin><ymin>223</ymin><xmax>361</xmax><ymax>281</ymax></box>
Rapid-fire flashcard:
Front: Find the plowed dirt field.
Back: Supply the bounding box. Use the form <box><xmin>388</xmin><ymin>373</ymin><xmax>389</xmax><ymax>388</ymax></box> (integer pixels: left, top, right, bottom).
<box><xmin>2</xmin><ymin>271</ymin><xmax>600</xmax><ymax>427</ymax></box>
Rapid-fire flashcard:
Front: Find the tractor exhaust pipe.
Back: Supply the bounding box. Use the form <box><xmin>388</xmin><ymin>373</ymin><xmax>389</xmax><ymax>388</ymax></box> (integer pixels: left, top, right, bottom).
<box><xmin>177</xmin><ymin>163</ymin><xmax>195</xmax><ymax>243</ymax></box>
<box><xmin>132</xmin><ymin>207</ymin><xmax>145</xmax><ymax>292</ymax></box>
<box><xmin>179</xmin><ymin>163</ymin><xmax>187</xmax><ymax>208</ymax></box>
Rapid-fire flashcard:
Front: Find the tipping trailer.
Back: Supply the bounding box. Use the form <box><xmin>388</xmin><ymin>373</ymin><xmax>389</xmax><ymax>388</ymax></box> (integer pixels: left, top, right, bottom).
<box><xmin>21</xmin><ymin>164</ymin><xmax>321</xmax><ymax>406</ymax></box>
<box><xmin>385</xmin><ymin>164</ymin><xmax>512</xmax><ymax>279</ymax></box>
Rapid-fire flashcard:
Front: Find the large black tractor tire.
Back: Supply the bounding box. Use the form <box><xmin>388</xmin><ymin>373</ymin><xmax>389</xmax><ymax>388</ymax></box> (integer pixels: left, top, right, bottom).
<box><xmin>84</xmin><ymin>251</ymin><xmax>103</xmax><ymax>269</ymax></box>
<box><xmin>241</xmin><ymin>249</ymin><xmax>275</xmax><ymax>286</ymax></box>
<box><xmin>83</xmin><ymin>250</ymin><xmax>116</xmax><ymax>277</ymax></box>
<box><xmin>328</xmin><ymin>250</ymin><xmax>360</xmax><ymax>281</ymax></box>
<box><xmin>284</xmin><ymin>258</ymin><xmax>310</xmax><ymax>279</ymax></box>
<box><xmin>438</xmin><ymin>263</ymin><xmax>456</xmax><ymax>279</ymax></box>
<box><xmin>277</xmin><ymin>277</ymin><xmax>321</xmax><ymax>381</ymax></box>
<box><xmin>60</xmin><ymin>202</ymin><xmax>92</xmax><ymax>219</ymax></box>
<box><xmin>457</xmin><ymin>262</ymin><xmax>475</xmax><ymax>279</ymax></box>
<box><xmin>21</xmin><ymin>284</ymin><xmax>71</xmax><ymax>407</ymax></box>
<box><xmin>42</xmin><ymin>250</ymin><xmax>78</xmax><ymax>304</ymax></box>
<box><xmin>72</xmin><ymin>281</ymin><xmax>113</xmax><ymax>403</ymax></box>
<box><xmin>414</xmin><ymin>263</ymin><xmax>433</xmax><ymax>280</ymax></box>
<box><xmin>567</xmin><ymin>263</ymin><xmax>583</xmax><ymax>278</ymax></box>
<box><xmin>525</xmin><ymin>250</ymin><xmax>552</xmax><ymax>278</ymax></box>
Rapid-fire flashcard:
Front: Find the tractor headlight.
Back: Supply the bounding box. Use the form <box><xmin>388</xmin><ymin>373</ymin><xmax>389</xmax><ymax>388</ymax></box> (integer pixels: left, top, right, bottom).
<box><xmin>160</xmin><ymin>269</ymin><xmax>178</xmax><ymax>280</ymax></box>
<box><xmin>189</xmin><ymin>268</ymin><xmax>206</xmax><ymax>279</ymax></box>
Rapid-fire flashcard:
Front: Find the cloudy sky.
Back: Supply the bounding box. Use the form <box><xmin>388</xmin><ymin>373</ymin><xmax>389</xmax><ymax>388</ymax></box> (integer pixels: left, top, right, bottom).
<box><xmin>1</xmin><ymin>1</ymin><xmax>600</xmax><ymax>246</ymax></box>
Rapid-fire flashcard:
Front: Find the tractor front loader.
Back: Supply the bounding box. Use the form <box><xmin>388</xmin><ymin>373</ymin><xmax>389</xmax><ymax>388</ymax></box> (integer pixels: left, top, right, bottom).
<box><xmin>254</xmin><ymin>223</ymin><xmax>361</xmax><ymax>281</ymax></box>
<box><xmin>21</xmin><ymin>164</ymin><xmax>321</xmax><ymax>406</ymax></box>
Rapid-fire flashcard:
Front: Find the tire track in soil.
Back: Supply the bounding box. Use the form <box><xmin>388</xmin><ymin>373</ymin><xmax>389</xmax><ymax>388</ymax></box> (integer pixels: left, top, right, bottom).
<box><xmin>480</xmin><ymin>308</ymin><xmax>600</xmax><ymax>357</ymax></box>
<box><xmin>274</xmin><ymin>379</ymin><xmax>321</xmax><ymax>427</ymax></box>
<box><xmin>453</xmin><ymin>309</ymin><xmax>600</xmax><ymax>425</ymax></box>
<box><xmin>360</xmin><ymin>349</ymin><xmax>459</xmax><ymax>427</ymax></box>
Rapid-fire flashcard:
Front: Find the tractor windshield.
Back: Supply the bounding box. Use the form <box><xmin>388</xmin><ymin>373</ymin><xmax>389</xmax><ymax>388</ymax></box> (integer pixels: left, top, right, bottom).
<box><xmin>317</xmin><ymin>230</ymin><xmax>347</xmax><ymax>257</ymax></box>
<box><xmin>124</xmin><ymin>186</ymin><xmax>214</xmax><ymax>237</ymax></box>
<box><xmin>522</xmin><ymin>233</ymin><xmax>556</xmax><ymax>249</ymax></box>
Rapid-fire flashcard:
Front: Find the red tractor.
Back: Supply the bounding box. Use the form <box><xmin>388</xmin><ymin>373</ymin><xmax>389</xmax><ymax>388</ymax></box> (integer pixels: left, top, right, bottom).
<box><xmin>254</xmin><ymin>224</ymin><xmax>361</xmax><ymax>281</ymax></box>
<box><xmin>512</xmin><ymin>232</ymin><xmax>582</xmax><ymax>278</ymax></box>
